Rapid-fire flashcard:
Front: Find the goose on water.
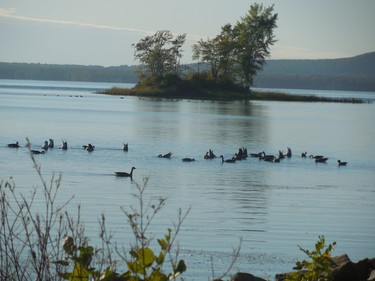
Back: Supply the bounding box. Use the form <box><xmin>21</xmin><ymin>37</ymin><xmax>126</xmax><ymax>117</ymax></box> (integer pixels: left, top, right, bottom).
<box><xmin>310</xmin><ymin>155</ymin><xmax>324</xmax><ymax>159</ymax></box>
<box><xmin>41</xmin><ymin>141</ymin><xmax>49</xmax><ymax>150</ymax></box>
<box><xmin>259</xmin><ymin>152</ymin><xmax>276</xmax><ymax>162</ymax></box>
<box><xmin>220</xmin><ymin>155</ymin><xmax>236</xmax><ymax>163</ymax></box>
<box><xmin>115</xmin><ymin>167</ymin><xmax>136</xmax><ymax>178</ymax></box>
<box><xmin>83</xmin><ymin>144</ymin><xmax>95</xmax><ymax>152</ymax></box>
<box><xmin>204</xmin><ymin>149</ymin><xmax>217</xmax><ymax>159</ymax></box>
<box><xmin>286</xmin><ymin>147</ymin><xmax>292</xmax><ymax>158</ymax></box>
<box><xmin>123</xmin><ymin>143</ymin><xmax>128</xmax><ymax>152</ymax></box>
<box><xmin>31</xmin><ymin>150</ymin><xmax>45</xmax><ymax>154</ymax></box>
<box><xmin>249</xmin><ymin>152</ymin><xmax>262</xmax><ymax>158</ymax></box>
<box><xmin>48</xmin><ymin>139</ymin><xmax>54</xmax><ymax>148</ymax></box>
<box><xmin>315</xmin><ymin>157</ymin><xmax>328</xmax><ymax>163</ymax></box>
<box><xmin>337</xmin><ymin>160</ymin><xmax>347</xmax><ymax>166</ymax></box>
<box><xmin>61</xmin><ymin>141</ymin><xmax>68</xmax><ymax>150</ymax></box>
<box><xmin>158</xmin><ymin>152</ymin><xmax>172</xmax><ymax>158</ymax></box>
<box><xmin>182</xmin><ymin>158</ymin><xmax>195</xmax><ymax>162</ymax></box>
<box><xmin>7</xmin><ymin>141</ymin><xmax>20</xmax><ymax>148</ymax></box>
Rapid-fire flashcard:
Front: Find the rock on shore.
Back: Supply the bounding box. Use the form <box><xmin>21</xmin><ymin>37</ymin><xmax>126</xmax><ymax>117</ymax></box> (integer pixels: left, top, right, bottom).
<box><xmin>216</xmin><ymin>254</ymin><xmax>375</xmax><ymax>281</ymax></box>
<box><xmin>275</xmin><ymin>254</ymin><xmax>375</xmax><ymax>281</ymax></box>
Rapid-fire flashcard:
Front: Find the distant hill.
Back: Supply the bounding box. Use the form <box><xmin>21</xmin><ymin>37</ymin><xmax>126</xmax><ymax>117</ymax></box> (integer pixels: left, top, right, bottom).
<box><xmin>253</xmin><ymin>52</ymin><xmax>375</xmax><ymax>91</ymax></box>
<box><xmin>1</xmin><ymin>52</ymin><xmax>374</xmax><ymax>91</ymax></box>
<box><xmin>0</xmin><ymin>63</ymin><xmax>138</xmax><ymax>83</ymax></box>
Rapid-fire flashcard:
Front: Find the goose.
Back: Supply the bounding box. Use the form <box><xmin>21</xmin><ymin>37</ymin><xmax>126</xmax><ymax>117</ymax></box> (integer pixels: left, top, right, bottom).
<box><xmin>249</xmin><ymin>152</ymin><xmax>262</xmax><ymax>158</ymax></box>
<box><xmin>158</xmin><ymin>152</ymin><xmax>172</xmax><ymax>158</ymax></box>
<box><xmin>235</xmin><ymin>147</ymin><xmax>248</xmax><ymax>160</ymax></box>
<box><xmin>315</xmin><ymin>157</ymin><xmax>328</xmax><ymax>163</ymax></box>
<box><xmin>182</xmin><ymin>158</ymin><xmax>195</xmax><ymax>162</ymax></box>
<box><xmin>220</xmin><ymin>155</ymin><xmax>236</xmax><ymax>163</ymax></box>
<box><xmin>259</xmin><ymin>152</ymin><xmax>276</xmax><ymax>162</ymax></box>
<box><xmin>31</xmin><ymin>150</ymin><xmax>45</xmax><ymax>154</ymax></box>
<box><xmin>115</xmin><ymin>167</ymin><xmax>136</xmax><ymax>178</ymax></box>
<box><xmin>204</xmin><ymin>149</ymin><xmax>217</xmax><ymax>159</ymax></box>
<box><xmin>310</xmin><ymin>155</ymin><xmax>324</xmax><ymax>159</ymax></box>
<box><xmin>61</xmin><ymin>141</ymin><xmax>68</xmax><ymax>150</ymax></box>
<box><xmin>274</xmin><ymin>157</ymin><xmax>281</xmax><ymax>163</ymax></box>
<box><xmin>301</xmin><ymin>152</ymin><xmax>307</xmax><ymax>158</ymax></box>
<box><xmin>286</xmin><ymin>147</ymin><xmax>292</xmax><ymax>158</ymax></box>
<box><xmin>337</xmin><ymin>160</ymin><xmax>347</xmax><ymax>166</ymax></box>
<box><xmin>83</xmin><ymin>144</ymin><xmax>95</xmax><ymax>152</ymax></box>
<box><xmin>41</xmin><ymin>141</ymin><xmax>49</xmax><ymax>150</ymax></box>
<box><xmin>7</xmin><ymin>141</ymin><xmax>20</xmax><ymax>148</ymax></box>
<box><xmin>48</xmin><ymin>139</ymin><xmax>54</xmax><ymax>148</ymax></box>
<box><xmin>123</xmin><ymin>143</ymin><xmax>128</xmax><ymax>152</ymax></box>
<box><xmin>278</xmin><ymin>150</ymin><xmax>285</xmax><ymax>159</ymax></box>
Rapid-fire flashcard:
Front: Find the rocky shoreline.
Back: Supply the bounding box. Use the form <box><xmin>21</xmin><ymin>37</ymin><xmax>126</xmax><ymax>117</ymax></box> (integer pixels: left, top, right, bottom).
<box><xmin>219</xmin><ymin>254</ymin><xmax>375</xmax><ymax>281</ymax></box>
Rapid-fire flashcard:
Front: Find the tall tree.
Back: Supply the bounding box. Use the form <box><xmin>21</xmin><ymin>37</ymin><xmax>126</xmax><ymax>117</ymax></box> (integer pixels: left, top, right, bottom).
<box><xmin>234</xmin><ymin>3</ymin><xmax>278</xmax><ymax>88</ymax></box>
<box><xmin>193</xmin><ymin>37</ymin><xmax>220</xmax><ymax>79</ymax></box>
<box><xmin>216</xmin><ymin>24</ymin><xmax>237</xmax><ymax>81</ymax></box>
<box><xmin>133</xmin><ymin>30</ymin><xmax>186</xmax><ymax>80</ymax></box>
<box><xmin>192</xmin><ymin>3</ymin><xmax>277</xmax><ymax>88</ymax></box>
<box><xmin>192</xmin><ymin>24</ymin><xmax>236</xmax><ymax>81</ymax></box>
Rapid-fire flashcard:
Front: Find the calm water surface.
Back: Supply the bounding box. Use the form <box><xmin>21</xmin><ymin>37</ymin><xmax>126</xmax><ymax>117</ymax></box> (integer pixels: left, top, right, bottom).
<box><xmin>1</xmin><ymin>80</ymin><xmax>374</xmax><ymax>279</ymax></box>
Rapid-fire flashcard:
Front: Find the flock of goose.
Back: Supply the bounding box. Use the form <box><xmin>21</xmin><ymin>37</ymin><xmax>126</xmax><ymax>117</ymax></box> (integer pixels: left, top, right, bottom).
<box><xmin>6</xmin><ymin>139</ymin><xmax>348</xmax><ymax>180</ymax></box>
<box><xmin>6</xmin><ymin>139</ymin><xmax>135</xmax><ymax>178</ymax></box>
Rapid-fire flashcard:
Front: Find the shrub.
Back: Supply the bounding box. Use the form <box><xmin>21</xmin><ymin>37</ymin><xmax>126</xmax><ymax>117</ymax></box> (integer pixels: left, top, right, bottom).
<box><xmin>286</xmin><ymin>235</ymin><xmax>336</xmax><ymax>281</ymax></box>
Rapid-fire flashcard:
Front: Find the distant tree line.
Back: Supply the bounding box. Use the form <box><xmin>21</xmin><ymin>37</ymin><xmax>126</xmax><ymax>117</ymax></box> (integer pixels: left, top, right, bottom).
<box><xmin>0</xmin><ymin>62</ymin><xmax>138</xmax><ymax>83</ymax></box>
<box><xmin>1</xmin><ymin>61</ymin><xmax>375</xmax><ymax>92</ymax></box>
<box><xmin>253</xmin><ymin>74</ymin><xmax>375</xmax><ymax>92</ymax></box>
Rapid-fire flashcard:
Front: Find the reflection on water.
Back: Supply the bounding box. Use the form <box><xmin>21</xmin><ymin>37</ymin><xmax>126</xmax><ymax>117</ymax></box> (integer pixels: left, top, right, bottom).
<box><xmin>0</xmin><ymin>80</ymin><xmax>375</xmax><ymax>279</ymax></box>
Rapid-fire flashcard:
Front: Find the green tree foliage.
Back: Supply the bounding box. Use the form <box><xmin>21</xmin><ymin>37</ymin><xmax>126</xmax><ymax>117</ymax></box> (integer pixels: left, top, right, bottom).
<box><xmin>234</xmin><ymin>3</ymin><xmax>278</xmax><ymax>88</ymax></box>
<box><xmin>192</xmin><ymin>3</ymin><xmax>278</xmax><ymax>88</ymax></box>
<box><xmin>286</xmin><ymin>235</ymin><xmax>336</xmax><ymax>281</ymax></box>
<box><xmin>133</xmin><ymin>31</ymin><xmax>186</xmax><ymax>80</ymax></box>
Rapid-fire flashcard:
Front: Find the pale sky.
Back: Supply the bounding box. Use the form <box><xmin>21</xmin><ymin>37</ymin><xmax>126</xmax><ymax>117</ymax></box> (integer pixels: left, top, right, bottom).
<box><xmin>1</xmin><ymin>0</ymin><xmax>374</xmax><ymax>66</ymax></box>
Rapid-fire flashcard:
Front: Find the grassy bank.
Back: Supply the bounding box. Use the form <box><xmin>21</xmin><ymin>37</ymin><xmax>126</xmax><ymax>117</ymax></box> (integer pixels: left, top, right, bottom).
<box><xmin>103</xmin><ymin>87</ymin><xmax>364</xmax><ymax>103</ymax></box>
<box><xmin>101</xmin><ymin>77</ymin><xmax>364</xmax><ymax>103</ymax></box>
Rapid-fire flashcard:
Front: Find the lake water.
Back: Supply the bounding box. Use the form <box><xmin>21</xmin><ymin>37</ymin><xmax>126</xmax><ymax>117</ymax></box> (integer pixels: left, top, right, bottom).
<box><xmin>1</xmin><ymin>79</ymin><xmax>374</xmax><ymax>280</ymax></box>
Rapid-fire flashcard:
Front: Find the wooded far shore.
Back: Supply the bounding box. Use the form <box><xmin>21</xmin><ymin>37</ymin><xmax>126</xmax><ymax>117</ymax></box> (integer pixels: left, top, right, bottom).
<box><xmin>1</xmin><ymin>52</ymin><xmax>375</xmax><ymax>92</ymax></box>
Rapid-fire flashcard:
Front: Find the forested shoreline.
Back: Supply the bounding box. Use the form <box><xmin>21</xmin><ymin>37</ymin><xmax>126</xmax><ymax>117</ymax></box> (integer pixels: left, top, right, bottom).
<box><xmin>1</xmin><ymin>53</ymin><xmax>375</xmax><ymax>92</ymax></box>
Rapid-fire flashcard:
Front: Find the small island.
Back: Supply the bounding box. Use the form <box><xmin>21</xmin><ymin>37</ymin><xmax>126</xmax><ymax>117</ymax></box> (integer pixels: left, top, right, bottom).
<box><xmin>103</xmin><ymin>4</ymin><xmax>363</xmax><ymax>104</ymax></box>
<box><xmin>103</xmin><ymin>75</ymin><xmax>363</xmax><ymax>103</ymax></box>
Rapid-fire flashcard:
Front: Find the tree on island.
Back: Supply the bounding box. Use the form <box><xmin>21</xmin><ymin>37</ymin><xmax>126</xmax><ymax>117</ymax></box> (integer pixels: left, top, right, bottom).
<box><xmin>131</xmin><ymin>3</ymin><xmax>278</xmax><ymax>96</ymax></box>
<box><xmin>132</xmin><ymin>30</ymin><xmax>186</xmax><ymax>80</ymax></box>
<box><xmin>192</xmin><ymin>3</ymin><xmax>278</xmax><ymax>88</ymax></box>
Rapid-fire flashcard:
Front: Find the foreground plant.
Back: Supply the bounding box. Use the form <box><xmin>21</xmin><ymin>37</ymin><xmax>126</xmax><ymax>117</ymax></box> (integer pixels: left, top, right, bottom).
<box><xmin>0</xmin><ymin>138</ymin><xmax>84</xmax><ymax>281</ymax></box>
<box><xmin>286</xmin><ymin>235</ymin><xmax>336</xmax><ymax>281</ymax></box>
<box><xmin>117</xmin><ymin>177</ymin><xmax>190</xmax><ymax>281</ymax></box>
<box><xmin>55</xmin><ymin>177</ymin><xmax>190</xmax><ymax>281</ymax></box>
<box><xmin>1</xmin><ymin>138</ymin><xmax>190</xmax><ymax>281</ymax></box>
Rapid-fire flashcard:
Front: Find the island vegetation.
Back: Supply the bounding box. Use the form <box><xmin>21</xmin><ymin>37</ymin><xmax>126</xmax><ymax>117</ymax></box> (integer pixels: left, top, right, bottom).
<box><xmin>100</xmin><ymin>4</ymin><xmax>365</xmax><ymax>103</ymax></box>
<box><xmin>105</xmin><ymin>3</ymin><xmax>278</xmax><ymax>101</ymax></box>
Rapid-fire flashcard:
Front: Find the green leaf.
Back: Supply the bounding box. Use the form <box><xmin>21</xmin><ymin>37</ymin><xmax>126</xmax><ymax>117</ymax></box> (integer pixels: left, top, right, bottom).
<box><xmin>130</xmin><ymin>249</ymin><xmax>138</xmax><ymax>258</ymax></box>
<box><xmin>156</xmin><ymin>251</ymin><xmax>165</xmax><ymax>265</ymax></box>
<box><xmin>149</xmin><ymin>270</ymin><xmax>168</xmax><ymax>281</ymax></box>
<box><xmin>127</xmin><ymin>261</ymin><xmax>143</xmax><ymax>274</ymax></box>
<box><xmin>79</xmin><ymin>246</ymin><xmax>94</xmax><ymax>267</ymax></box>
<box><xmin>158</xmin><ymin>238</ymin><xmax>167</xmax><ymax>251</ymax></box>
<box><xmin>175</xmin><ymin>260</ymin><xmax>187</xmax><ymax>274</ymax></box>
<box><xmin>70</xmin><ymin>263</ymin><xmax>89</xmax><ymax>281</ymax></box>
<box><xmin>138</xmin><ymin>247</ymin><xmax>155</xmax><ymax>268</ymax></box>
